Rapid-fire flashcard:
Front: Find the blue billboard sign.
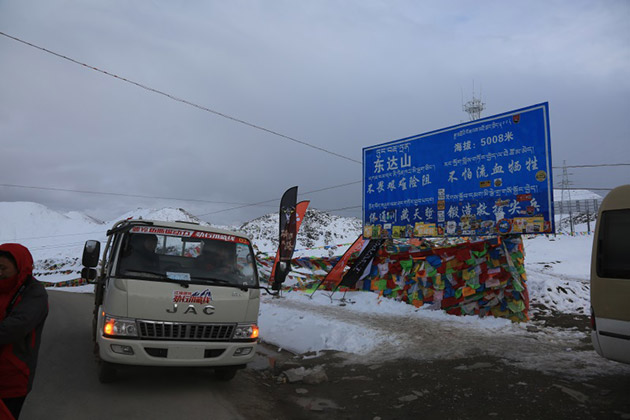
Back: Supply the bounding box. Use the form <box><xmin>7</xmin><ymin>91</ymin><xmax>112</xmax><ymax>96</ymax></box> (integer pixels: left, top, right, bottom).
<box><xmin>363</xmin><ymin>103</ymin><xmax>554</xmax><ymax>238</ymax></box>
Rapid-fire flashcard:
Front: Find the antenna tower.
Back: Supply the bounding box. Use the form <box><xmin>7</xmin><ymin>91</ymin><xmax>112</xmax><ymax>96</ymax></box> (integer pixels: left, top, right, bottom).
<box><xmin>463</xmin><ymin>83</ymin><xmax>486</xmax><ymax>121</ymax></box>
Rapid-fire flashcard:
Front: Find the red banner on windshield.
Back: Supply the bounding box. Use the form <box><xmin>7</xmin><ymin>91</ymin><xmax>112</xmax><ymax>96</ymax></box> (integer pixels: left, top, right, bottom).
<box><xmin>130</xmin><ymin>226</ymin><xmax>250</xmax><ymax>245</ymax></box>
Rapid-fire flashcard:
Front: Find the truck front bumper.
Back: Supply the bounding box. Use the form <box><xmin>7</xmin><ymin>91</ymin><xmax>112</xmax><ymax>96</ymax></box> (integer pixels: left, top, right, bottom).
<box><xmin>98</xmin><ymin>335</ymin><xmax>257</xmax><ymax>367</ymax></box>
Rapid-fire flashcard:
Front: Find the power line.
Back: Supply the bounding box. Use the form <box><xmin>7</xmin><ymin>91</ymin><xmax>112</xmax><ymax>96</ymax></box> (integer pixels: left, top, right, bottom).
<box><xmin>0</xmin><ymin>183</ymin><xmax>273</xmax><ymax>207</ymax></box>
<box><xmin>301</xmin><ymin>180</ymin><xmax>362</xmax><ymax>195</ymax></box>
<box><xmin>195</xmin><ymin>180</ymin><xmax>362</xmax><ymax>217</ymax></box>
<box><xmin>324</xmin><ymin>205</ymin><xmax>362</xmax><ymax>212</ymax></box>
<box><xmin>0</xmin><ymin>31</ymin><xmax>361</xmax><ymax>165</ymax></box>
<box><xmin>552</xmin><ymin>163</ymin><xmax>630</xmax><ymax>169</ymax></box>
<box><xmin>1</xmin><ymin>179</ymin><xmax>362</xmax><ymax>218</ymax></box>
<box><xmin>553</xmin><ymin>186</ymin><xmax>614</xmax><ymax>191</ymax></box>
<box><xmin>0</xmin><ymin>230</ymin><xmax>106</xmax><ymax>242</ymax></box>
<box><xmin>2</xmin><ymin>181</ymin><xmax>363</xmax><ymax>243</ymax></box>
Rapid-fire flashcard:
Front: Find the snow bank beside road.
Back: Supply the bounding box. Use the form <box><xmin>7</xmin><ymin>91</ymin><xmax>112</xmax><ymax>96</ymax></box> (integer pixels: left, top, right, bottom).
<box><xmin>259</xmin><ymin>289</ymin><xmax>630</xmax><ymax>379</ymax></box>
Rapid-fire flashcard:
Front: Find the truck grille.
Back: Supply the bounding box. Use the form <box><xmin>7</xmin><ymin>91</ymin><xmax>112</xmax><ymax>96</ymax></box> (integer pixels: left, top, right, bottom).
<box><xmin>137</xmin><ymin>320</ymin><xmax>235</xmax><ymax>341</ymax></box>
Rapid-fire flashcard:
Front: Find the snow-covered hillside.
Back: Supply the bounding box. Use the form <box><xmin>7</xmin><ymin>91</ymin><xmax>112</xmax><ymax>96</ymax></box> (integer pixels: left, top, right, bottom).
<box><xmin>0</xmin><ymin>202</ymin><xmax>106</xmax><ymax>259</ymax></box>
<box><xmin>0</xmin><ymin>202</ymin><xmax>362</xmax><ymax>280</ymax></box>
<box><xmin>239</xmin><ymin>208</ymin><xmax>362</xmax><ymax>257</ymax></box>
<box><xmin>114</xmin><ymin>207</ymin><xmax>205</xmax><ymax>225</ymax></box>
<box><xmin>0</xmin><ymin>203</ymin><xmax>217</xmax><ymax>262</ymax></box>
<box><xmin>552</xmin><ymin>189</ymin><xmax>602</xmax><ymax>202</ymax></box>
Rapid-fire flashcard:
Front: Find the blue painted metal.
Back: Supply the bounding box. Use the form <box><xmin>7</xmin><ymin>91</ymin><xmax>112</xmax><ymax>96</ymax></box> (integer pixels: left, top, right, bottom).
<box><xmin>362</xmin><ymin>103</ymin><xmax>554</xmax><ymax>238</ymax></box>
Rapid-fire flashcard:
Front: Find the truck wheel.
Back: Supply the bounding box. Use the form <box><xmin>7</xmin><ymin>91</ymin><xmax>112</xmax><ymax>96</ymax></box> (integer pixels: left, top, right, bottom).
<box><xmin>214</xmin><ymin>367</ymin><xmax>237</xmax><ymax>381</ymax></box>
<box><xmin>98</xmin><ymin>361</ymin><xmax>117</xmax><ymax>384</ymax></box>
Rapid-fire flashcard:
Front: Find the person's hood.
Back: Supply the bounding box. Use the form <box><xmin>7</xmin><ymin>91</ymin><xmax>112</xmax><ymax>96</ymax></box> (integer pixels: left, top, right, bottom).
<box><xmin>0</xmin><ymin>243</ymin><xmax>34</xmax><ymax>293</ymax></box>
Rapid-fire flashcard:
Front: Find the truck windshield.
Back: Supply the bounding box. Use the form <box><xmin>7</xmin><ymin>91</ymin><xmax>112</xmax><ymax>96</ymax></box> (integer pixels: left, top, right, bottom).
<box><xmin>116</xmin><ymin>231</ymin><xmax>258</xmax><ymax>287</ymax></box>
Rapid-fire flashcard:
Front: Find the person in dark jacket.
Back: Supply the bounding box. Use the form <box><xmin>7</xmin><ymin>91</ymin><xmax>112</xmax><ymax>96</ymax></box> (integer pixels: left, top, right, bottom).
<box><xmin>0</xmin><ymin>243</ymin><xmax>48</xmax><ymax>420</ymax></box>
<box><xmin>195</xmin><ymin>241</ymin><xmax>234</xmax><ymax>279</ymax></box>
<box><xmin>119</xmin><ymin>234</ymin><xmax>160</xmax><ymax>273</ymax></box>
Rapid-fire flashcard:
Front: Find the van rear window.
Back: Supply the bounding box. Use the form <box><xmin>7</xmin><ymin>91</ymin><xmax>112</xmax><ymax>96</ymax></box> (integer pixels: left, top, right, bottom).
<box><xmin>597</xmin><ymin>209</ymin><xmax>630</xmax><ymax>279</ymax></box>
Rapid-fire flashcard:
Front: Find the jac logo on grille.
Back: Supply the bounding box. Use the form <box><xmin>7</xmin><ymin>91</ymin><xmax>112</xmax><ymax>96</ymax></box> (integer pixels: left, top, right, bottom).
<box><xmin>167</xmin><ymin>304</ymin><xmax>215</xmax><ymax>315</ymax></box>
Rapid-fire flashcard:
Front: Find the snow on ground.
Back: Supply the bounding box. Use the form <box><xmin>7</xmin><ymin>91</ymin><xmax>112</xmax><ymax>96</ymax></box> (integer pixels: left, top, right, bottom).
<box><xmin>2</xmin><ymin>202</ymin><xmax>628</xmax><ymax>379</ymax></box>
<box><xmin>258</xmin><ymin>290</ymin><xmax>630</xmax><ymax>379</ymax></box>
<box><xmin>523</xmin><ymin>234</ymin><xmax>592</xmax><ymax>315</ymax></box>
<box><xmin>257</xmin><ymin>229</ymin><xmax>630</xmax><ymax>379</ymax></box>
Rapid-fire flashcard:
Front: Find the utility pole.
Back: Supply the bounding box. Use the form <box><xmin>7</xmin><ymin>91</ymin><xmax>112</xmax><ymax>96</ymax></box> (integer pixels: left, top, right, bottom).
<box><xmin>560</xmin><ymin>161</ymin><xmax>574</xmax><ymax>235</ymax></box>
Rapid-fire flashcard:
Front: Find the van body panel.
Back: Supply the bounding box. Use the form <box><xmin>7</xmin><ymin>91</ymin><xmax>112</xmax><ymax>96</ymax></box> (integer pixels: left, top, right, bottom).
<box><xmin>591</xmin><ymin>318</ymin><xmax>630</xmax><ymax>364</ymax></box>
<box><xmin>591</xmin><ymin>279</ymin><xmax>630</xmax><ymax>321</ymax></box>
<box><xmin>590</xmin><ymin>185</ymin><xmax>630</xmax><ymax>364</ymax></box>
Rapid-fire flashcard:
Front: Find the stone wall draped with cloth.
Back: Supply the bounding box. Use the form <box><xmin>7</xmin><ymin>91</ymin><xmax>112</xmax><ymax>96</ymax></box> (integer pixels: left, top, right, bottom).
<box><xmin>259</xmin><ymin>236</ymin><xmax>529</xmax><ymax>322</ymax></box>
<box><xmin>353</xmin><ymin>236</ymin><xmax>528</xmax><ymax>322</ymax></box>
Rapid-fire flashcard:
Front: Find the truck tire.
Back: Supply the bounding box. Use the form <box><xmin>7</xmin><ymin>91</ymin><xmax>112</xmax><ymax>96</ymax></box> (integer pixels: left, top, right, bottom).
<box><xmin>98</xmin><ymin>361</ymin><xmax>117</xmax><ymax>384</ymax></box>
<box><xmin>214</xmin><ymin>366</ymin><xmax>237</xmax><ymax>381</ymax></box>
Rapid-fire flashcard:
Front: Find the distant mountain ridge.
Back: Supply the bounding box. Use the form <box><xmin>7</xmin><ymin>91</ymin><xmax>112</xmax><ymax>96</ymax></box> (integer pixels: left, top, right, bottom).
<box><xmin>114</xmin><ymin>207</ymin><xmax>205</xmax><ymax>225</ymax></box>
<box><xmin>0</xmin><ymin>201</ymin><xmax>362</xmax><ymax>258</ymax></box>
<box><xmin>0</xmin><ymin>188</ymin><xmax>604</xmax><ymax>257</ymax></box>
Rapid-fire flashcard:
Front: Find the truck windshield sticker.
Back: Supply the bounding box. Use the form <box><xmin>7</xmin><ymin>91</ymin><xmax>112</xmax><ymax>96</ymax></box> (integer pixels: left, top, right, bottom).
<box><xmin>173</xmin><ymin>289</ymin><xmax>213</xmax><ymax>304</ymax></box>
<box><xmin>166</xmin><ymin>272</ymin><xmax>191</xmax><ymax>281</ymax></box>
<box><xmin>130</xmin><ymin>226</ymin><xmax>249</xmax><ymax>244</ymax></box>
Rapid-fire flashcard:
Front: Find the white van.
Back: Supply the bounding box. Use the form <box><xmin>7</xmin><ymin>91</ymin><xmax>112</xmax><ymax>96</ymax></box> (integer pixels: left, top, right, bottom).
<box><xmin>590</xmin><ymin>185</ymin><xmax>630</xmax><ymax>364</ymax></box>
<box><xmin>82</xmin><ymin>219</ymin><xmax>261</xmax><ymax>382</ymax></box>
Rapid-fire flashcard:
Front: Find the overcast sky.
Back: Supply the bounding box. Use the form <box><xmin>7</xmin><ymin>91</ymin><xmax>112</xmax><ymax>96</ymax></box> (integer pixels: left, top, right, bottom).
<box><xmin>1</xmin><ymin>1</ymin><xmax>628</xmax><ymax>226</ymax></box>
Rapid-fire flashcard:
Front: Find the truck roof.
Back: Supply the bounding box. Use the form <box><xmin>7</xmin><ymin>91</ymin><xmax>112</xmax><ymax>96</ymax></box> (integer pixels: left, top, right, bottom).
<box><xmin>108</xmin><ymin>219</ymin><xmax>252</xmax><ymax>241</ymax></box>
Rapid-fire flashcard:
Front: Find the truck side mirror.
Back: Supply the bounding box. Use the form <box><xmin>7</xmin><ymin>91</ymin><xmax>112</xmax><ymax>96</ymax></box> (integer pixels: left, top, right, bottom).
<box><xmin>81</xmin><ymin>267</ymin><xmax>98</xmax><ymax>283</ymax></box>
<box><xmin>272</xmin><ymin>261</ymin><xmax>290</xmax><ymax>291</ymax></box>
<box><xmin>82</xmin><ymin>240</ymin><xmax>101</xmax><ymax>268</ymax></box>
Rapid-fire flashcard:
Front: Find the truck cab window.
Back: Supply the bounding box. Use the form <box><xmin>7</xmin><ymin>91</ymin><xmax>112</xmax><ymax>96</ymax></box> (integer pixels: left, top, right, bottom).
<box><xmin>118</xmin><ymin>233</ymin><xmax>160</xmax><ymax>273</ymax></box>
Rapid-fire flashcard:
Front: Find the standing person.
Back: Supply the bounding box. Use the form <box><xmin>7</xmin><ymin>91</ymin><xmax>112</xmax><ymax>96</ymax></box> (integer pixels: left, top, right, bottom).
<box><xmin>0</xmin><ymin>244</ymin><xmax>48</xmax><ymax>420</ymax></box>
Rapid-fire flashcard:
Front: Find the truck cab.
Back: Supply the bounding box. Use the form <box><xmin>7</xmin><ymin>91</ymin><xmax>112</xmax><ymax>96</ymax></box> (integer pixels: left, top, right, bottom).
<box><xmin>82</xmin><ymin>219</ymin><xmax>260</xmax><ymax>382</ymax></box>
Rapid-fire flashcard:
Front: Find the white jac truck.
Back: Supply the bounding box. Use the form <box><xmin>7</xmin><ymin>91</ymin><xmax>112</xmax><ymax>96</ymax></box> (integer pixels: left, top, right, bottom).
<box><xmin>81</xmin><ymin>219</ymin><xmax>261</xmax><ymax>383</ymax></box>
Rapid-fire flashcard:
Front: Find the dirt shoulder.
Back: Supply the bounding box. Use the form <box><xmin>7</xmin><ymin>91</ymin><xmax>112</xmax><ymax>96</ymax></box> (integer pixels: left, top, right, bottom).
<box><xmin>248</xmin><ymin>310</ymin><xmax>630</xmax><ymax>420</ymax></box>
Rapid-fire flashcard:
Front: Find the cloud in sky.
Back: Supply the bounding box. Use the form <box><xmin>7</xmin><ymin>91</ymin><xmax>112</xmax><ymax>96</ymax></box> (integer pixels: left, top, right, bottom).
<box><xmin>1</xmin><ymin>0</ymin><xmax>628</xmax><ymax>225</ymax></box>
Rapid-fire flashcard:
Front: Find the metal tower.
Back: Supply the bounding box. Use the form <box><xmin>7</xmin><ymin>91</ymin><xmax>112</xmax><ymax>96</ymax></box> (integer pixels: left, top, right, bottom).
<box><xmin>462</xmin><ymin>84</ymin><xmax>485</xmax><ymax>121</ymax></box>
<box><xmin>560</xmin><ymin>161</ymin><xmax>574</xmax><ymax>235</ymax></box>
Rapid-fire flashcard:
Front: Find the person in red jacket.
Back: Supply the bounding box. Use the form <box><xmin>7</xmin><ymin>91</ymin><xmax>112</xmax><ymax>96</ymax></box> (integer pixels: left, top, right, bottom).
<box><xmin>0</xmin><ymin>244</ymin><xmax>48</xmax><ymax>420</ymax></box>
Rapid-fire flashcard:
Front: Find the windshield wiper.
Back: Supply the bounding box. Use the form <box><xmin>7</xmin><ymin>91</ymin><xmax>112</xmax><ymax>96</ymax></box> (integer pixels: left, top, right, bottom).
<box><xmin>118</xmin><ymin>271</ymin><xmax>264</xmax><ymax>293</ymax></box>
<box><xmin>192</xmin><ymin>276</ymin><xmax>252</xmax><ymax>291</ymax></box>
<box><xmin>119</xmin><ymin>270</ymin><xmax>190</xmax><ymax>288</ymax></box>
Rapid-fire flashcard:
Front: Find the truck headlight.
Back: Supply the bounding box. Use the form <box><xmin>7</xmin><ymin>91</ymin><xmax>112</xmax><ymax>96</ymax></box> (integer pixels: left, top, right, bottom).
<box><xmin>233</xmin><ymin>324</ymin><xmax>259</xmax><ymax>340</ymax></box>
<box><xmin>103</xmin><ymin>315</ymin><xmax>138</xmax><ymax>337</ymax></box>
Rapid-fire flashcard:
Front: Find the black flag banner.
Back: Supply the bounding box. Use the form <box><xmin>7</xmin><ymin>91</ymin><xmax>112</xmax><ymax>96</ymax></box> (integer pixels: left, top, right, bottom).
<box><xmin>337</xmin><ymin>239</ymin><xmax>385</xmax><ymax>290</ymax></box>
<box><xmin>272</xmin><ymin>186</ymin><xmax>298</xmax><ymax>290</ymax></box>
